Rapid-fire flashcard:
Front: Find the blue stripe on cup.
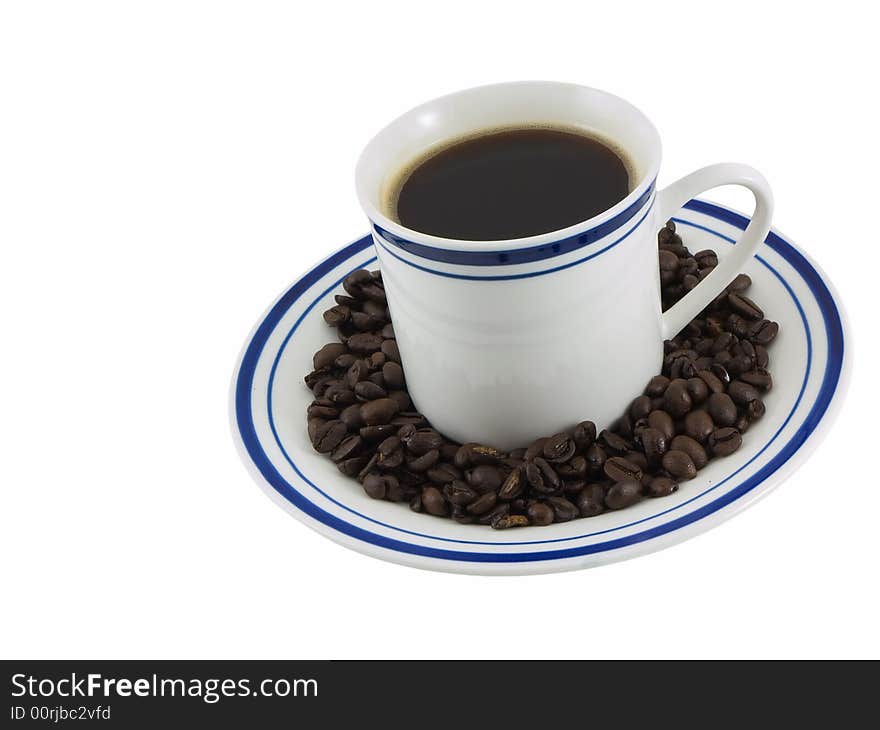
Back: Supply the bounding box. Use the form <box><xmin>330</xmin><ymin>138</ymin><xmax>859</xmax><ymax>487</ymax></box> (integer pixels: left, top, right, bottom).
<box><xmin>373</xmin><ymin>179</ymin><xmax>657</xmax><ymax>266</ymax></box>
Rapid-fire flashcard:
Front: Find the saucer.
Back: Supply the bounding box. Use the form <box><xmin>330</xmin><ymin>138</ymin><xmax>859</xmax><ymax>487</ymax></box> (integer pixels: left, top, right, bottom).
<box><xmin>231</xmin><ymin>199</ymin><xmax>850</xmax><ymax>575</ymax></box>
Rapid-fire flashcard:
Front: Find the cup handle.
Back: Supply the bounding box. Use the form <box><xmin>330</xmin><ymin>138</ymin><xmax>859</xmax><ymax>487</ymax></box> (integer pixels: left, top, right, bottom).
<box><xmin>656</xmin><ymin>163</ymin><xmax>774</xmax><ymax>340</ymax></box>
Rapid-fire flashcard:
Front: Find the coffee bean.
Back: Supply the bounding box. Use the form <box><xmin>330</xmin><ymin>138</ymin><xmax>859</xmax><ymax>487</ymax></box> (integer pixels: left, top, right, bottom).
<box><xmin>727</xmin><ymin>273</ymin><xmax>752</xmax><ymax>292</ymax></box>
<box><xmin>710</xmin><ymin>363</ymin><xmax>731</xmax><ymax>385</ymax></box>
<box><xmin>638</xmin><ymin>427</ymin><xmax>668</xmax><ymax>465</ymax></box>
<box><xmin>755</xmin><ymin>344</ymin><xmax>769</xmax><ymax>369</ymax></box>
<box><xmin>711</xmin><ymin>332</ymin><xmax>736</xmax><ymax>355</ymax></box>
<box><xmin>747</xmin><ymin>399</ymin><xmax>766</xmax><ymax>420</ymax></box>
<box><xmin>528</xmin><ymin>502</ymin><xmax>555</xmax><ymax>526</ymax></box>
<box><xmin>524</xmin><ymin>438</ymin><xmax>549</xmax><ymax>461</ymax></box>
<box><xmin>491</xmin><ymin>514</ymin><xmax>529</xmax><ymax>529</ymax></box>
<box><xmin>533</xmin><ymin>457</ymin><xmax>561</xmax><ymax>493</ymax></box>
<box><xmin>740</xmin><ymin>368</ymin><xmax>773</xmax><ymax>391</ymax></box>
<box><xmin>659</xmin><ymin>249</ymin><xmax>679</xmax><ymax>271</ymax></box>
<box><xmin>387</xmin><ymin>390</ymin><xmax>411</xmax><ymax>411</ymax></box>
<box><xmin>347</xmin><ymin>332</ymin><xmax>383</xmax><ymax>353</ymax></box>
<box><xmin>343</xmin><ymin>269</ymin><xmax>372</xmax><ymax>297</ymax></box>
<box><xmin>728</xmin><ymin>380</ymin><xmax>760</xmax><ymax>405</ymax></box>
<box><xmin>749</xmin><ymin>319</ymin><xmax>779</xmax><ymax>345</ymax></box>
<box><xmin>648</xmin><ymin>410</ymin><xmax>675</xmax><ymax>441</ymax></box>
<box><xmin>323</xmin><ymin>304</ymin><xmax>350</xmax><ymax>326</ymax></box>
<box><xmin>555</xmin><ymin>455</ymin><xmax>587</xmax><ymax>480</ymax></box>
<box><xmin>575</xmin><ymin>484</ymin><xmax>606</xmax><ymax>517</ymax></box>
<box><xmin>543</xmin><ymin>432</ymin><xmax>576</xmax><ymax>463</ymax></box>
<box><xmin>647</xmin><ymin>476</ymin><xmax>678</xmax><ymax>497</ymax></box>
<box><xmin>604</xmin><ymin>456</ymin><xmax>643</xmax><ymax>483</ymax></box>
<box><xmin>707</xmin><ymin>392</ymin><xmax>738</xmax><ymax>427</ymax></box>
<box><xmin>686</xmin><ymin>377</ymin><xmax>709</xmax><ymax>404</ymax></box>
<box><xmin>669</xmin><ymin>435</ymin><xmax>708</xmax><ymax>470</ymax></box>
<box><xmin>467</xmin><ymin>464</ymin><xmax>503</xmax><ymax>493</ymax></box>
<box><xmin>585</xmin><ymin>443</ymin><xmax>607</xmax><ymax>474</ymax></box>
<box><xmin>445</xmin><ymin>480</ymin><xmax>477</xmax><ymax>506</ymax></box>
<box><xmin>337</xmin><ymin>456</ymin><xmax>368</xmax><ymax>477</ymax></box>
<box><xmin>605</xmin><ymin>480</ymin><xmax>642</xmax><ymax>510</ymax></box>
<box><xmin>726</xmin><ymin>313</ymin><xmax>750</xmax><ymax>338</ymax></box>
<box><xmin>313</xmin><ymin>342</ymin><xmax>348</xmax><ymax>370</ymax></box>
<box><xmin>695</xmin><ymin>249</ymin><xmax>718</xmax><ymax>268</ymax></box>
<box><xmin>408</xmin><ymin>449</ymin><xmax>440</xmax><ymax>472</ymax></box>
<box><xmin>708</xmin><ymin>427</ymin><xmax>742</xmax><ymax>456</ymax></box>
<box><xmin>547</xmin><ymin>496</ymin><xmax>578</xmax><ymax>522</ymax></box>
<box><xmin>645</xmin><ymin>375</ymin><xmax>670</xmax><ymax>397</ymax></box>
<box><xmin>600</xmin><ymin>430</ymin><xmax>630</xmax><ymax>454</ymax></box>
<box><xmin>313</xmin><ymin>420</ymin><xmax>347</xmax><ymax>453</ymax></box>
<box><xmin>498</xmin><ymin>468</ymin><xmax>525</xmax><ymax>500</ymax></box>
<box><xmin>362</xmin><ymin>473</ymin><xmax>390</xmax><ymax>499</ymax></box>
<box><xmin>663</xmin><ymin>380</ymin><xmax>693</xmax><ymax>417</ymax></box>
<box><xmin>330</xmin><ymin>434</ymin><xmax>362</xmax><ymax>463</ymax></box>
<box><xmin>359</xmin><ymin>424</ymin><xmax>397</xmax><ymax>442</ymax></box>
<box><xmin>360</xmin><ymin>397</ymin><xmax>399</xmax><ymax>426</ymax></box>
<box><xmin>354</xmin><ymin>380</ymin><xmax>387</xmax><ymax>401</ymax></box>
<box><xmin>662</xmin><ymin>450</ymin><xmax>697</xmax><ymax>480</ymax></box>
<box><xmin>381</xmin><ymin>339</ymin><xmax>401</xmax><ymax>363</ymax></box>
<box><xmin>466</xmin><ymin>492</ymin><xmax>497</xmax><ymax>515</ymax></box>
<box><xmin>427</xmin><ymin>463</ymin><xmax>461</xmax><ymax>484</ymax></box>
<box><xmin>684</xmin><ymin>410</ymin><xmax>714</xmax><ymax>443</ymax></box>
<box><xmin>403</xmin><ymin>428</ymin><xmax>444</xmax><ymax>456</ymax></box>
<box><xmin>381</xmin><ymin>361</ymin><xmax>405</xmax><ymax>390</ymax></box>
<box><xmin>421</xmin><ymin>486</ymin><xmax>448</xmax><ymax>516</ymax></box>
<box><xmin>307</xmin><ymin>402</ymin><xmax>339</xmax><ymax>420</ymax></box>
<box><xmin>728</xmin><ymin>293</ymin><xmax>764</xmax><ymax>320</ymax></box>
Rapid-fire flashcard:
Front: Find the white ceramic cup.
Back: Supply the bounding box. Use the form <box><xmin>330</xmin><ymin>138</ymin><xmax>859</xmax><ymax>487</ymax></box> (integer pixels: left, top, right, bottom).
<box><xmin>355</xmin><ymin>81</ymin><xmax>773</xmax><ymax>450</ymax></box>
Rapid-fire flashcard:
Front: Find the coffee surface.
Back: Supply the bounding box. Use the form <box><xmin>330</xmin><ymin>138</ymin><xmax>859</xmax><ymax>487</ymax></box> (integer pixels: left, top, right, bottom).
<box><xmin>392</xmin><ymin>128</ymin><xmax>631</xmax><ymax>240</ymax></box>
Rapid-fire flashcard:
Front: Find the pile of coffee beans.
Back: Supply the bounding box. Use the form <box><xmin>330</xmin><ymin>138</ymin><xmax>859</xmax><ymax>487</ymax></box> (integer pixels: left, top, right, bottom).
<box><xmin>303</xmin><ymin>221</ymin><xmax>778</xmax><ymax>528</ymax></box>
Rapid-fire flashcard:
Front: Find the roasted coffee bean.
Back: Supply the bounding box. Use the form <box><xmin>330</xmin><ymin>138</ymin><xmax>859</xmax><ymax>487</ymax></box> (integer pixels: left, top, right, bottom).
<box><xmin>555</xmin><ymin>455</ymin><xmax>587</xmax><ymax>480</ymax></box>
<box><xmin>445</xmin><ymin>480</ymin><xmax>477</xmax><ymax>506</ymax></box>
<box><xmin>350</xmin><ymin>311</ymin><xmax>380</xmax><ymax>331</ymax></box>
<box><xmin>467</xmin><ymin>464</ymin><xmax>503</xmax><ymax>493</ymax></box>
<box><xmin>604</xmin><ymin>456</ymin><xmax>643</xmax><ymax>483</ymax></box>
<box><xmin>728</xmin><ymin>293</ymin><xmax>764</xmax><ymax>320</ymax></box>
<box><xmin>659</xmin><ymin>249</ymin><xmax>679</xmax><ymax>272</ymax></box>
<box><xmin>307</xmin><ymin>418</ymin><xmax>325</xmax><ymax>444</ymax></box>
<box><xmin>313</xmin><ymin>342</ymin><xmax>348</xmax><ymax>370</ymax></box>
<box><xmin>711</xmin><ymin>332</ymin><xmax>736</xmax><ymax>355</ymax></box>
<box><xmin>386</xmin><ymin>390</ymin><xmax>411</xmax><ymax>411</ymax></box>
<box><xmin>543</xmin><ymin>432</ymin><xmax>576</xmax><ymax>462</ymax></box>
<box><xmin>624</xmin><ymin>450</ymin><xmax>648</xmax><ymax>472</ymax></box>
<box><xmin>466</xmin><ymin>492</ymin><xmax>497</xmax><ymax>516</ymax></box>
<box><xmin>605</xmin><ymin>480</ymin><xmax>642</xmax><ymax>510</ymax></box>
<box><xmin>624</xmin><ymin>399</ymin><xmax>651</xmax><ymax>428</ymax></box>
<box><xmin>684</xmin><ymin>410</ymin><xmax>714</xmax><ymax>443</ymax></box>
<box><xmin>342</xmin><ymin>269</ymin><xmax>372</xmax><ymax>297</ymax></box>
<box><xmin>576</xmin><ymin>484</ymin><xmax>606</xmax><ymax>517</ymax></box>
<box><xmin>726</xmin><ymin>313</ymin><xmax>750</xmax><ymax>338</ymax></box>
<box><xmin>740</xmin><ymin>368</ymin><xmax>773</xmax><ymax>391</ymax></box>
<box><xmin>359</xmin><ymin>424</ymin><xmax>397</xmax><ymax>442</ymax></box>
<box><xmin>728</xmin><ymin>380</ymin><xmax>760</xmax><ymax>405</ymax></box>
<box><xmin>644</xmin><ymin>375</ymin><xmax>670</xmax><ymax>398</ymax></box>
<box><xmin>409</xmin><ymin>493</ymin><xmax>422</xmax><ymax>512</ymax></box>
<box><xmin>421</xmin><ymin>486</ymin><xmax>448</xmax><ymax>516</ymax></box>
<box><xmin>727</xmin><ymin>273</ymin><xmax>752</xmax><ymax>292</ymax></box>
<box><xmin>669</xmin><ymin>435</ymin><xmax>708</xmax><ymax>470</ymax></box>
<box><xmin>403</xmin><ymin>428</ymin><xmax>443</xmax><ymax>455</ymax></box>
<box><xmin>345</xmin><ymin>359</ymin><xmax>369</xmax><ymax>388</ymax></box>
<box><xmin>524</xmin><ymin>438</ymin><xmax>549</xmax><ymax>461</ymax></box>
<box><xmin>528</xmin><ymin>502</ymin><xmax>555</xmax><ymax>526</ymax></box>
<box><xmin>367</xmin><ymin>351</ymin><xmax>386</xmax><ymax>370</ymax></box>
<box><xmin>647</xmin><ymin>476</ymin><xmax>678</xmax><ymax>497</ymax></box>
<box><xmin>662</xmin><ymin>450</ymin><xmax>697</xmax><ymax>480</ymax></box>
<box><xmin>362</xmin><ymin>473</ymin><xmax>390</xmax><ymax>499</ymax></box>
<box><xmin>686</xmin><ymin>377</ymin><xmax>709</xmax><ymax>404</ymax></box>
<box><xmin>330</xmin><ymin>434</ymin><xmax>362</xmax><ymax>463</ymax></box>
<box><xmin>382</xmin><ymin>361</ymin><xmax>405</xmax><ymax>389</ymax></box>
<box><xmin>547</xmin><ymin>496</ymin><xmax>578</xmax><ymax>522</ymax></box>
<box><xmin>663</xmin><ymin>380</ymin><xmax>693</xmax><ymax>417</ymax></box>
<box><xmin>390</xmin><ymin>413</ymin><xmax>427</xmax><ymax>427</ymax></box>
<box><xmin>710</xmin><ymin>363</ymin><xmax>731</xmax><ymax>385</ymax></box>
<box><xmin>360</xmin><ymin>397</ymin><xmax>399</xmax><ymax>426</ymax></box>
<box><xmin>381</xmin><ymin>339</ymin><xmax>401</xmax><ymax>363</ymax></box>
<box><xmin>744</xmin><ymin>399</ymin><xmax>764</xmax><ymax>421</ymax></box>
<box><xmin>323</xmin><ymin>304</ymin><xmax>350</xmax><ymax>326</ymax></box>
<box><xmin>695</xmin><ymin>249</ymin><xmax>718</xmax><ymax>268</ymax></box>
<box><xmin>324</xmin><ymin>384</ymin><xmax>357</xmax><ymax>406</ymax></box>
<box><xmin>707</xmin><ymin>392</ymin><xmax>738</xmax><ymax>427</ymax></box>
<box><xmin>755</xmin><ymin>344</ymin><xmax>769</xmax><ymax>369</ymax></box>
<box><xmin>498</xmin><ymin>468</ymin><xmax>525</xmax><ymax>500</ymax></box>
<box><xmin>612</xmin><ymin>414</ymin><xmax>634</xmax><ymax>439</ymax></box>
<box><xmin>749</xmin><ymin>319</ymin><xmax>779</xmax><ymax>345</ymax></box>
<box><xmin>492</xmin><ymin>514</ymin><xmax>529</xmax><ymax>529</ymax></box>
<box><xmin>534</xmin><ymin>458</ymin><xmax>561</xmax><ymax>492</ymax></box>
<box><xmin>599</xmin><ymin>429</ymin><xmax>630</xmax><ymax>454</ymax></box>
<box><xmin>354</xmin><ymin>380</ymin><xmax>387</xmax><ymax>401</ymax></box>
<box><xmin>584</xmin><ymin>443</ymin><xmax>607</xmax><ymax>473</ymax></box>
<box><xmin>639</xmin><ymin>427</ymin><xmax>668</xmax><ymax>464</ymax></box>
<box><xmin>408</xmin><ymin>449</ymin><xmax>440</xmax><ymax>472</ymax></box>
<box><xmin>708</xmin><ymin>427</ymin><xmax>742</xmax><ymax>456</ymax></box>
<box><xmin>346</xmin><ymin>332</ymin><xmax>383</xmax><ymax>353</ymax></box>
<box><xmin>337</xmin><ymin>456</ymin><xmax>368</xmax><ymax>477</ymax></box>
<box><xmin>367</xmin><ymin>371</ymin><xmax>385</xmax><ymax>387</ymax></box>
<box><xmin>307</xmin><ymin>402</ymin><xmax>339</xmax><ymax>420</ymax></box>
<box><xmin>427</xmin><ymin>463</ymin><xmax>461</xmax><ymax>484</ymax></box>
<box><xmin>313</xmin><ymin>420</ymin><xmax>347</xmax><ymax>453</ymax></box>
<box><xmin>648</xmin><ymin>410</ymin><xmax>675</xmax><ymax>441</ymax></box>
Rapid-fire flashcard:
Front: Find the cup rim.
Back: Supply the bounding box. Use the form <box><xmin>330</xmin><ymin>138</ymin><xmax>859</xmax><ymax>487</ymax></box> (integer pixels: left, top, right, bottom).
<box><xmin>355</xmin><ymin>81</ymin><xmax>662</xmax><ymax>254</ymax></box>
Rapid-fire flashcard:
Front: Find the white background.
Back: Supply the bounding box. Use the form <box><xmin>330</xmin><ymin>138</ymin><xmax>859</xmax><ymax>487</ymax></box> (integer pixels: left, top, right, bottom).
<box><xmin>2</xmin><ymin>1</ymin><xmax>877</xmax><ymax>659</ymax></box>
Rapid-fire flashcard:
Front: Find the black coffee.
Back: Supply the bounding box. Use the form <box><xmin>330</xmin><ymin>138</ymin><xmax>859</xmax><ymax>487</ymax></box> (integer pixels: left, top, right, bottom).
<box><xmin>391</xmin><ymin>127</ymin><xmax>631</xmax><ymax>240</ymax></box>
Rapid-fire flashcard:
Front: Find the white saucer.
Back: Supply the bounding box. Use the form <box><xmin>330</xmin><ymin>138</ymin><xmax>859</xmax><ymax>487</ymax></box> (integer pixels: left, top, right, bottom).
<box><xmin>231</xmin><ymin>199</ymin><xmax>851</xmax><ymax>575</ymax></box>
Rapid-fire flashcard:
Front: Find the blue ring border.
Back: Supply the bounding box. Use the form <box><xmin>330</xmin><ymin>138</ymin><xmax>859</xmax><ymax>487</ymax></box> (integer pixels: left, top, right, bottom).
<box><xmin>234</xmin><ymin>200</ymin><xmax>845</xmax><ymax>563</ymax></box>
<box><xmin>373</xmin><ymin>179</ymin><xmax>656</xmax><ymax>266</ymax></box>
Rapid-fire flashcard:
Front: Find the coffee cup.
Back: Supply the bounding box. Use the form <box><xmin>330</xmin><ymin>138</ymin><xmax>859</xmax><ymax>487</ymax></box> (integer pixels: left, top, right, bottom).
<box><xmin>355</xmin><ymin>81</ymin><xmax>772</xmax><ymax>450</ymax></box>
